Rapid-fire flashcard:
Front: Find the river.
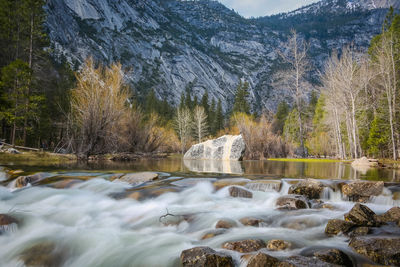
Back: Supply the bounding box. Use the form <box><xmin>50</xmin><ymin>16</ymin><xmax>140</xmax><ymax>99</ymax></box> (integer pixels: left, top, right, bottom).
<box><xmin>0</xmin><ymin>158</ymin><xmax>399</xmax><ymax>266</ymax></box>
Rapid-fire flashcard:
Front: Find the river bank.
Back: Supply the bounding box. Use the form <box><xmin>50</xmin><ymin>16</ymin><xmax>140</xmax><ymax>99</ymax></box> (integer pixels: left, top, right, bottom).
<box><xmin>0</xmin><ymin>165</ymin><xmax>399</xmax><ymax>266</ymax></box>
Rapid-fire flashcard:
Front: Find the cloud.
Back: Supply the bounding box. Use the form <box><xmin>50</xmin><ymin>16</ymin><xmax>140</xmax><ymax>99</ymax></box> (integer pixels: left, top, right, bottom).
<box><xmin>219</xmin><ymin>0</ymin><xmax>320</xmax><ymax>18</ymax></box>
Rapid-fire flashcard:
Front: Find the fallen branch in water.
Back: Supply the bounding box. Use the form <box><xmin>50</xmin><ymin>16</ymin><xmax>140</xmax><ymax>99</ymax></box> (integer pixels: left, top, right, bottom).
<box><xmin>159</xmin><ymin>208</ymin><xmax>176</xmax><ymax>223</ymax></box>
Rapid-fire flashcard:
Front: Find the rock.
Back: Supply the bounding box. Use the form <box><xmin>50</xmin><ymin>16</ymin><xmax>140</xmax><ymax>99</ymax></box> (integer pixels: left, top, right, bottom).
<box><xmin>240</xmin><ymin>217</ymin><xmax>262</xmax><ymax>227</ymax></box>
<box><xmin>351</xmin><ymin>157</ymin><xmax>379</xmax><ymax>167</ymax></box>
<box><xmin>115</xmin><ymin>172</ymin><xmax>158</xmax><ymax>185</ymax></box>
<box><xmin>278</xmin><ymin>255</ymin><xmax>339</xmax><ymax>267</ymax></box>
<box><xmin>201</xmin><ymin>229</ymin><xmax>227</xmax><ymax>240</ymax></box>
<box><xmin>325</xmin><ymin>219</ymin><xmax>355</xmax><ymax>236</ymax></box>
<box><xmin>313</xmin><ymin>249</ymin><xmax>353</xmax><ymax>267</ymax></box>
<box><xmin>342</xmin><ymin>181</ymin><xmax>384</xmax><ymax>202</ymax></box>
<box><xmin>222</xmin><ymin>239</ymin><xmax>266</xmax><ymax>253</ymax></box>
<box><xmin>216</xmin><ymin>219</ymin><xmax>237</xmax><ymax>229</ymax></box>
<box><xmin>6</xmin><ymin>148</ymin><xmax>20</xmax><ymax>154</ymax></box>
<box><xmin>276</xmin><ymin>195</ymin><xmax>308</xmax><ymax>210</ymax></box>
<box><xmin>184</xmin><ymin>135</ymin><xmax>245</xmax><ymax>161</ymax></box>
<box><xmin>20</xmin><ymin>241</ymin><xmax>67</xmax><ymax>267</ymax></box>
<box><xmin>378</xmin><ymin>207</ymin><xmax>400</xmax><ymax>223</ymax></box>
<box><xmin>229</xmin><ymin>186</ymin><xmax>252</xmax><ymax>198</ymax></box>
<box><xmin>288</xmin><ymin>179</ymin><xmax>324</xmax><ymax>199</ymax></box>
<box><xmin>0</xmin><ymin>214</ymin><xmax>18</xmax><ymax>234</ymax></box>
<box><xmin>348</xmin><ymin>226</ymin><xmax>370</xmax><ymax>237</ymax></box>
<box><xmin>246</xmin><ymin>252</ymin><xmax>280</xmax><ymax>267</ymax></box>
<box><xmin>50</xmin><ymin>179</ymin><xmax>83</xmax><ymax>189</ymax></box>
<box><xmin>180</xmin><ymin>246</ymin><xmax>233</xmax><ymax>267</ymax></box>
<box><xmin>349</xmin><ymin>236</ymin><xmax>400</xmax><ymax>265</ymax></box>
<box><xmin>15</xmin><ymin>172</ymin><xmax>50</xmax><ymax>188</ymax></box>
<box><xmin>266</xmin><ymin>240</ymin><xmax>291</xmax><ymax>251</ymax></box>
<box><xmin>344</xmin><ymin>203</ymin><xmax>379</xmax><ymax>226</ymax></box>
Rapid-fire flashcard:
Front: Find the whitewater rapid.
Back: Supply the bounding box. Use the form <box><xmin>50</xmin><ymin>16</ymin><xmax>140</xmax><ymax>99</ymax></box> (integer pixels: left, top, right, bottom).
<box><xmin>0</xmin><ymin>171</ymin><xmax>399</xmax><ymax>266</ymax></box>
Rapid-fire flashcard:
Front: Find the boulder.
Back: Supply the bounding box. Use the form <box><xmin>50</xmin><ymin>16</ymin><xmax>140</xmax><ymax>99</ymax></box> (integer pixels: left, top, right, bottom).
<box><xmin>213</xmin><ymin>178</ymin><xmax>250</xmax><ymax>190</ymax></box>
<box><xmin>0</xmin><ymin>214</ymin><xmax>18</xmax><ymax>234</ymax></box>
<box><xmin>114</xmin><ymin>172</ymin><xmax>158</xmax><ymax>185</ymax></box>
<box><xmin>349</xmin><ymin>236</ymin><xmax>400</xmax><ymax>265</ymax></box>
<box><xmin>378</xmin><ymin>207</ymin><xmax>400</xmax><ymax>223</ymax></box>
<box><xmin>201</xmin><ymin>229</ymin><xmax>227</xmax><ymax>240</ymax></box>
<box><xmin>325</xmin><ymin>219</ymin><xmax>355</xmax><ymax>236</ymax></box>
<box><xmin>184</xmin><ymin>135</ymin><xmax>245</xmax><ymax>161</ymax></box>
<box><xmin>222</xmin><ymin>239</ymin><xmax>266</xmax><ymax>253</ymax></box>
<box><xmin>266</xmin><ymin>240</ymin><xmax>291</xmax><ymax>251</ymax></box>
<box><xmin>278</xmin><ymin>255</ymin><xmax>339</xmax><ymax>267</ymax></box>
<box><xmin>20</xmin><ymin>241</ymin><xmax>67</xmax><ymax>267</ymax></box>
<box><xmin>351</xmin><ymin>157</ymin><xmax>379</xmax><ymax>167</ymax></box>
<box><xmin>240</xmin><ymin>217</ymin><xmax>262</xmax><ymax>227</ymax></box>
<box><xmin>246</xmin><ymin>252</ymin><xmax>280</xmax><ymax>267</ymax></box>
<box><xmin>313</xmin><ymin>249</ymin><xmax>353</xmax><ymax>267</ymax></box>
<box><xmin>288</xmin><ymin>179</ymin><xmax>324</xmax><ymax>199</ymax></box>
<box><xmin>344</xmin><ymin>203</ymin><xmax>379</xmax><ymax>226</ymax></box>
<box><xmin>348</xmin><ymin>226</ymin><xmax>370</xmax><ymax>237</ymax></box>
<box><xmin>180</xmin><ymin>246</ymin><xmax>233</xmax><ymax>267</ymax></box>
<box><xmin>342</xmin><ymin>181</ymin><xmax>384</xmax><ymax>202</ymax></box>
<box><xmin>276</xmin><ymin>195</ymin><xmax>308</xmax><ymax>210</ymax></box>
<box><xmin>229</xmin><ymin>186</ymin><xmax>253</xmax><ymax>198</ymax></box>
<box><xmin>216</xmin><ymin>219</ymin><xmax>237</xmax><ymax>229</ymax></box>
<box><xmin>15</xmin><ymin>172</ymin><xmax>50</xmax><ymax>188</ymax></box>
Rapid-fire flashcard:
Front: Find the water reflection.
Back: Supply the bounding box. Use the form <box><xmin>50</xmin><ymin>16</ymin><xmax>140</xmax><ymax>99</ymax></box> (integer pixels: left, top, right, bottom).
<box><xmin>183</xmin><ymin>159</ymin><xmax>243</xmax><ymax>174</ymax></box>
<box><xmin>1</xmin><ymin>157</ymin><xmax>400</xmax><ymax>181</ymax></box>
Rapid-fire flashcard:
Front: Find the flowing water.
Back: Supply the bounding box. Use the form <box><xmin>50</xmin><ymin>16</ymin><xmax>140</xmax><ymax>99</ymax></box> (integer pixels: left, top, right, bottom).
<box><xmin>0</xmin><ymin>158</ymin><xmax>399</xmax><ymax>266</ymax></box>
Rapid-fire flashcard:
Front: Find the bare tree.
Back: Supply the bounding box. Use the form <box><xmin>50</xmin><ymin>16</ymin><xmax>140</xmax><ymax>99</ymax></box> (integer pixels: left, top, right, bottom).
<box><xmin>371</xmin><ymin>33</ymin><xmax>398</xmax><ymax>160</ymax></box>
<box><xmin>68</xmin><ymin>58</ymin><xmax>130</xmax><ymax>159</ymax></box>
<box><xmin>174</xmin><ymin>107</ymin><xmax>192</xmax><ymax>154</ymax></box>
<box><xmin>193</xmin><ymin>105</ymin><xmax>208</xmax><ymax>143</ymax></box>
<box><xmin>278</xmin><ymin>29</ymin><xmax>310</xmax><ymax>157</ymax></box>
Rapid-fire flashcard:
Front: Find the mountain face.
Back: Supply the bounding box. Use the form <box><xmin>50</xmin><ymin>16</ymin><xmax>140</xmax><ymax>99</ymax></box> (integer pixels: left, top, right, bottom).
<box><xmin>45</xmin><ymin>0</ymin><xmax>394</xmax><ymax>111</ymax></box>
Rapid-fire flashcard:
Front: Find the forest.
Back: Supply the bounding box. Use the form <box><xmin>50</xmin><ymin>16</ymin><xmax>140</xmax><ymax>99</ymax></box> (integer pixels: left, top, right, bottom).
<box><xmin>0</xmin><ymin>0</ymin><xmax>399</xmax><ymax>161</ymax></box>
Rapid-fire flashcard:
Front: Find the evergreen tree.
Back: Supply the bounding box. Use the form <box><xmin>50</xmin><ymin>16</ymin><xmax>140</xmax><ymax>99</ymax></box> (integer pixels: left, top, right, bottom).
<box><xmin>367</xmin><ymin>116</ymin><xmax>389</xmax><ymax>158</ymax></box>
<box><xmin>201</xmin><ymin>91</ymin><xmax>210</xmax><ymax>116</ymax></box>
<box><xmin>273</xmin><ymin>101</ymin><xmax>289</xmax><ymax>134</ymax></box>
<box><xmin>145</xmin><ymin>89</ymin><xmax>157</xmax><ymax>115</ymax></box>
<box><xmin>214</xmin><ymin>99</ymin><xmax>224</xmax><ymax>134</ymax></box>
<box><xmin>232</xmin><ymin>80</ymin><xmax>250</xmax><ymax>114</ymax></box>
<box><xmin>209</xmin><ymin>98</ymin><xmax>216</xmax><ymax>135</ymax></box>
<box><xmin>179</xmin><ymin>91</ymin><xmax>186</xmax><ymax>110</ymax></box>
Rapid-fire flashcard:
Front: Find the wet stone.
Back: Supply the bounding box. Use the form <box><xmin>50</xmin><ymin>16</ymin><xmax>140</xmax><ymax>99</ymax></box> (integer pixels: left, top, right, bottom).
<box><xmin>348</xmin><ymin>226</ymin><xmax>370</xmax><ymax>237</ymax></box>
<box><xmin>344</xmin><ymin>203</ymin><xmax>379</xmax><ymax>226</ymax></box>
<box><xmin>342</xmin><ymin>181</ymin><xmax>384</xmax><ymax>202</ymax></box>
<box><xmin>276</xmin><ymin>195</ymin><xmax>308</xmax><ymax>210</ymax></box>
<box><xmin>378</xmin><ymin>207</ymin><xmax>400</xmax><ymax>223</ymax></box>
<box><xmin>222</xmin><ymin>239</ymin><xmax>266</xmax><ymax>253</ymax></box>
<box><xmin>229</xmin><ymin>186</ymin><xmax>253</xmax><ymax>198</ymax></box>
<box><xmin>20</xmin><ymin>241</ymin><xmax>67</xmax><ymax>267</ymax></box>
<box><xmin>313</xmin><ymin>249</ymin><xmax>353</xmax><ymax>267</ymax></box>
<box><xmin>266</xmin><ymin>240</ymin><xmax>291</xmax><ymax>251</ymax></box>
<box><xmin>246</xmin><ymin>252</ymin><xmax>280</xmax><ymax>267</ymax></box>
<box><xmin>325</xmin><ymin>219</ymin><xmax>355</xmax><ymax>236</ymax></box>
<box><xmin>180</xmin><ymin>246</ymin><xmax>233</xmax><ymax>267</ymax></box>
<box><xmin>278</xmin><ymin>255</ymin><xmax>340</xmax><ymax>267</ymax></box>
<box><xmin>349</xmin><ymin>236</ymin><xmax>400</xmax><ymax>266</ymax></box>
<box><xmin>114</xmin><ymin>172</ymin><xmax>158</xmax><ymax>185</ymax></box>
<box><xmin>201</xmin><ymin>229</ymin><xmax>227</xmax><ymax>240</ymax></box>
<box><xmin>216</xmin><ymin>219</ymin><xmax>237</xmax><ymax>229</ymax></box>
<box><xmin>0</xmin><ymin>214</ymin><xmax>18</xmax><ymax>234</ymax></box>
<box><xmin>240</xmin><ymin>217</ymin><xmax>262</xmax><ymax>227</ymax></box>
<box><xmin>288</xmin><ymin>179</ymin><xmax>324</xmax><ymax>199</ymax></box>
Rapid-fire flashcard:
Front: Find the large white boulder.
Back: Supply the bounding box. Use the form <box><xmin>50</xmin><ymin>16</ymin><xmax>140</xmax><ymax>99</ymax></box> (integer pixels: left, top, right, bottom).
<box><xmin>184</xmin><ymin>135</ymin><xmax>245</xmax><ymax>161</ymax></box>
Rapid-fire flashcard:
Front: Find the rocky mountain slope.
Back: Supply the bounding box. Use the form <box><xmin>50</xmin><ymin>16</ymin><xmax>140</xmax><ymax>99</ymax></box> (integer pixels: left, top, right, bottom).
<box><xmin>44</xmin><ymin>0</ymin><xmax>395</xmax><ymax>111</ymax></box>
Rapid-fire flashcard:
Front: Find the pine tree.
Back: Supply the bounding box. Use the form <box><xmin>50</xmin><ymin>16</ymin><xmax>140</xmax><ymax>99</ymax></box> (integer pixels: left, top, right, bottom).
<box><xmin>214</xmin><ymin>99</ymin><xmax>224</xmax><ymax>134</ymax></box>
<box><xmin>232</xmin><ymin>80</ymin><xmax>250</xmax><ymax>114</ymax></box>
<box><xmin>179</xmin><ymin>91</ymin><xmax>186</xmax><ymax>110</ymax></box>
<box><xmin>367</xmin><ymin>116</ymin><xmax>389</xmax><ymax>158</ymax></box>
<box><xmin>273</xmin><ymin>101</ymin><xmax>289</xmax><ymax>134</ymax></box>
<box><xmin>209</xmin><ymin>98</ymin><xmax>216</xmax><ymax>135</ymax></box>
<box><xmin>201</xmin><ymin>91</ymin><xmax>209</xmax><ymax>116</ymax></box>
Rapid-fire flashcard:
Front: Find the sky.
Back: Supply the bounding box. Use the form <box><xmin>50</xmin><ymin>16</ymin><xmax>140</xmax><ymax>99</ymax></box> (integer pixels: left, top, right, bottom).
<box><xmin>218</xmin><ymin>0</ymin><xmax>320</xmax><ymax>18</ymax></box>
